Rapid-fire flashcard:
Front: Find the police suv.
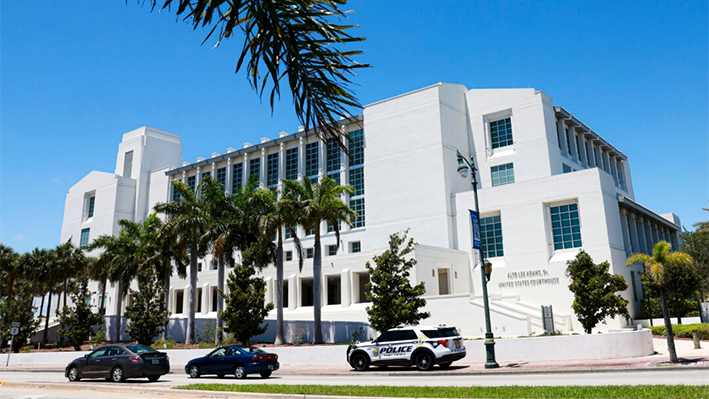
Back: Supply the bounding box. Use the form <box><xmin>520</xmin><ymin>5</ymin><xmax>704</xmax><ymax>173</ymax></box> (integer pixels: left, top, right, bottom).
<box><xmin>346</xmin><ymin>325</ymin><xmax>466</xmax><ymax>371</ymax></box>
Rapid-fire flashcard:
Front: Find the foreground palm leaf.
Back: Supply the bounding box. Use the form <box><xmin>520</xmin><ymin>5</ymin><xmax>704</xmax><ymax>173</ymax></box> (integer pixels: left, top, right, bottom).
<box><xmin>148</xmin><ymin>0</ymin><xmax>368</xmax><ymax>148</ymax></box>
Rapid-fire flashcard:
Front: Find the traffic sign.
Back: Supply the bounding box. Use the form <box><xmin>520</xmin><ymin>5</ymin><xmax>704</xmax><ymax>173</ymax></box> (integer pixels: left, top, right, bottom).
<box><xmin>11</xmin><ymin>322</ymin><xmax>19</xmax><ymax>328</ymax></box>
<box><xmin>9</xmin><ymin>327</ymin><xmax>18</xmax><ymax>336</ymax></box>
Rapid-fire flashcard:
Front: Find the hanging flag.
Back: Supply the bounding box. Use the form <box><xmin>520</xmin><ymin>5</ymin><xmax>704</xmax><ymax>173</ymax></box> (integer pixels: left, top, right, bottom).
<box><xmin>469</xmin><ymin>210</ymin><xmax>481</xmax><ymax>250</ymax></box>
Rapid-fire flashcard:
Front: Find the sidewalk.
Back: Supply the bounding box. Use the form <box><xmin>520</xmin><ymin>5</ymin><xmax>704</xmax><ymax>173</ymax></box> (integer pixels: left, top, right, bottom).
<box><xmin>3</xmin><ymin>338</ymin><xmax>708</xmax><ymax>375</ymax></box>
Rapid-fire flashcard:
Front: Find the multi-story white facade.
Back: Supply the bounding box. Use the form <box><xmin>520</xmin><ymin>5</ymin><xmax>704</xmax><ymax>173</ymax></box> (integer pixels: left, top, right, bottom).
<box><xmin>60</xmin><ymin>83</ymin><xmax>680</xmax><ymax>340</ymax></box>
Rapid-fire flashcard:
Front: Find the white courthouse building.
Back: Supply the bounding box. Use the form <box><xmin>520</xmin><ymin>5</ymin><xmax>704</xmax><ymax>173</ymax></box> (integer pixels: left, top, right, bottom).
<box><xmin>60</xmin><ymin>83</ymin><xmax>680</xmax><ymax>340</ymax></box>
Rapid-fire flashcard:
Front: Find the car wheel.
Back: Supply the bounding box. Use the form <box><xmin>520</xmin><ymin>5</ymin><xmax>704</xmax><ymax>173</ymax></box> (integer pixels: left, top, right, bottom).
<box><xmin>259</xmin><ymin>371</ymin><xmax>272</xmax><ymax>378</ymax></box>
<box><xmin>414</xmin><ymin>352</ymin><xmax>434</xmax><ymax>371</ymax></box>
<box><xmin>67</xmin><ymin>366</ymin><xmax>81</xmax><ymax>382</ymax></box>
<box><xmin>439</xmin><ymin>361</ymin><xmax>452</xmax><ymax>369</ymax></box>
<box><xmin>111</xmin><ymin>366</ymin><xmax>125</xmax><ymax>382</ymax></box>
<box><xmin>148</xmin><ymin>375</ymin><xmax>160</xmax><ymax>382</ymax></box>
<box><xmin>216</xmin><ymin>374</ymin><xmax>225</xmax><ymax>378</ymax></box>
<box><xmin>189</xmin><ymin>364</ymin><xmax>201</xmax><ymax>378</ymax></box>
<box><xmin>351</xmin><ymin>353</ymin><xmax>370</xmax><ymax>371</ymax></box>
<box><xmin>234</xmin><ymin>365</ymin><xmax>247</xmax><ymax>379</ymax></box>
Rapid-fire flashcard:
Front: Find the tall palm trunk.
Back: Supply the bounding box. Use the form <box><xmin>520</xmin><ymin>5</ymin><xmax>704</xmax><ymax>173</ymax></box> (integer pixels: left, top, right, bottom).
<box><xmin>312</xmin><ymin>233</ymin><xmax>323</xmax><ymax>344</ymax></box>
<box><xmin>215</xmin><ymin>253</ymin><xmax>224</xmax><ymax>346</ymax></box>
<box><xmin>274</xmin><ymin>235</ymin><xmax>285</xmax><ymax>345</ymax></box>
<box><xmin>114</xmin><ymin>282</ymin><xmax>123</xmax><ymax>343</ymax></box>
<box><xmin>43</xmin><ymin>291</ymin><xmax>53</xmax><ymax>344</ymax></box>
<box><xmin>99</xmin><ymin>279</ymin><xmax>107</xmax><ymax>315</ymax></box>
<box><xmin>186</xmin><ymin>239</ymin><xmax>198</xmax><ymax>345</ymax></box>
<box><xmin>162</xmin><ymin>267</ymin><xmax>170</xmax><ymax>340</ymax></box>
<box><xmin>660</xmin><ymin>289</ymin><xmax>678</xmax><ymax>363</ymax></box>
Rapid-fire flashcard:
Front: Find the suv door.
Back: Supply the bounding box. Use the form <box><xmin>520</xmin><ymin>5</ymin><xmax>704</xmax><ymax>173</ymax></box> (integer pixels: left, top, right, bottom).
<box><xmin>376</xmin><ymin>330</ymin><xmax>417</xmax><ymax>363</ymax></box>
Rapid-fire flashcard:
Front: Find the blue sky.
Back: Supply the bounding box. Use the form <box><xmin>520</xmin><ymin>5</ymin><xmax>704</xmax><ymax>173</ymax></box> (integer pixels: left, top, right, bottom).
<box><xmin>1</xmin><ymin>1</ymin><xmax>707</xmax><ymax>255</ymax></box>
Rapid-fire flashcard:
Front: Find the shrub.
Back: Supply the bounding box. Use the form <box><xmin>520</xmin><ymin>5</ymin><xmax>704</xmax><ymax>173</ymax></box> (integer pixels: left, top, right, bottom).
<box><xmin>198</xmin><ymin>341</ymin><xmax>217</xmax><ymax>349</ymax></box>
<box><xmin>151</xmin><ymin>339</ymin><xmax>177</xmax><ymax>350</ymax></box>
<box><xmin>650</xmin><ymin>323</ymin><xmax>709</xmax><ymax>340</ymax></box>
<box><xmin>221</xmin><ymin>334</ymin><xmax>238</xmax><ymax>346</ymax></box>
<box><xmin>197</xmin><ymin>320</ymin><xmax>216</xmax><ymax>343</ymax></box>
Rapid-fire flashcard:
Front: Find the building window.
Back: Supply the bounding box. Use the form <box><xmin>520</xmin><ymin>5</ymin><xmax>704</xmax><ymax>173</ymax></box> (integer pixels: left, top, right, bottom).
<box><xmin>491</xmin><ymin>163</ymin><xmax>515</xmax><ymax>187</ymax></box>
<box><xmin>212</xmin><ymin>287</ymin><xmax>219</xmax><ymax>312</ymax></box>
<box><xmin>565</xmin><ymin>127</ymin><xmax>573</xmax><ymax>155</ymax></box>
<box><xmin>354</xmin><ymin>271</ymin><xmax>370</xmax><ymax>303</ymax></box>
<box><xmin>350</xmin><ymin>198</ymin><xmax>365</xmax><ymax>228</ymax></box>
<box><xmin>327</xmin><ymin>275</ymin><xmax>341</xmax><ymax>305</ymax></box>
<box><xmin>202</xmin><ymin>171</ymin><xmax>211</xmax><ymax>180</ymax></box>
<box><xmin>348</xmin><ymin>129</ymin><xmax>364</xmax><ymax>166</ymax></box>
<box><xmin>196</xmin><ymin>288</ymin><xmax>202</xmax><ymax>313</ymax></box>
<box><xmin>349</xmin><ymin>168</ymin><xmax>364</xmax><ymax>196</ymax></box>
<box><xmin>326</xmin><ymin>139</ymin><xmax>341</xmax><ymax>173</ymax></box>
<box><xmin>305</xmin><ymin>142</ymin><xmax>319</xmax><ymax>180</ymax></box>
<box><xmin>480</xmin><ymin>215</ymin><xmax>504</xmax><ymax>258</ymax></box>
<box><xmin>306</xmin><ymin>248</ymin><xmax>314</xmax><ymax>259</ymax></box>
<box><xmin>575</xmin><ymin>134</ymin><xmax>582</xmax><ymax>161</ymax></box>
<box><xmin>232</xmin><ymin>163</ymin><xmax>243</xmax><ymax>194</ymax></box>
<box><xmin>350</xmin><ymin>241</ymin><xmax>361</xmax><ymax>253</ymax></box>
<box><xmin>249</xmin><ymin>157</ymin><xmax>261</xmax><ymax>183</ymax></box>
<box><xmin>285</xmin><ymin>147</ymin><xmax>299</xmax><ymax>181</ymax></box>
<box><xmin>80</xmin><ymin>228</ymin><xmax>90</xmax><ymax>249</ymax></box>
<box><xmin>490</xmin><ymin>117</ymin><xmax>513</xmax><ymax>149</ymax></box>
<box><xmin>563</xmin><ymin>164</ymin><xmax>572</xmax><ymax>173</ymax></box>
<box><xmin>284</xmin><ymin>225</ymin><xmax>294</xmax><ymax>239</ymax></box>
<box><xmin>301</xmin><ymin>278</ymin><xmax>314</xmax><ymax>306</ymax></box>
<box><xmin>266</xmin><ymin>153</ymin><xmax>279</xmax><ymax>188</ymax></box>
<box><xmin>631</xmin><ymin>271</ymin><xmax>638</xmax><ymax>302</ymax></box>
<box><xmin>123</xmin><ymin>150</ymin><xmax>133</xmax><ymax>179</ymax></box>
<box><xmin>556</xmin><ymin>122</ymin><xmax>562</xmax><ymax>149</ymax></box>
<box><xmin>327</xmin><ymin>245</ymin><xmax>337</xmax><ymax>256</ymax></box>
<box><xmin>187</xmin><ymin>175</ymin><xmax>196</xmax><ymax>192</ymax></box>
<box><xmin>282</xmin><ymin>281</ymin><xmax>289</xmax><ymax>307</ymax></box>
<box><xmin>216</xmin><ymin>167</ymin><xmax>227</xmax><ymax>187</ymax></box>
<box><xmin>285</xmin><ymin>251</ymin><xmax>293</xmax><ymax>262</ymax></box>
<box><xmin>550</xmin><ymin>203</ymin><xmax>582</xmax><ymax>250</ymax></box>
<box><xmin>175</xmin><ymin>290</ymin><xmax>184</xmax><ymax>314</ymax></box>
<box><xmin>327</xmin><ymin>220</ymin><xmax>341</xmax><ymax>233</ymax></box>
<box><xmin>307</xmin><ymin>226</ymin><xmax>315</xmax><ymax>236</ymax></box>
<box><xmin>86</xmin><ymin>195</ymin><xmax>96</xmax><ymax>218</ymax></box>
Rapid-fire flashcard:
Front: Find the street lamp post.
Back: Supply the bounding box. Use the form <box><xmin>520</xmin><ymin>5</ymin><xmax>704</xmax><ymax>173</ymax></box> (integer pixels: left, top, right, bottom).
<box><xmin>456</xmin><ymin>150</ymin><xmax>499</xmax><ymax>369</ymax></box>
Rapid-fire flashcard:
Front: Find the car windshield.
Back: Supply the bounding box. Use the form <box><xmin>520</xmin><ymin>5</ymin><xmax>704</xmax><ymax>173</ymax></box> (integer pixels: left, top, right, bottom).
<box><xmin>125</xmin><ymin>345</ymin><xmax>157</xmax><ymax>354</ymax></box>
<box><xmin>239</xmin><ymin>346</ymin><xmax>268</xmax><ymax>354</ymax></box>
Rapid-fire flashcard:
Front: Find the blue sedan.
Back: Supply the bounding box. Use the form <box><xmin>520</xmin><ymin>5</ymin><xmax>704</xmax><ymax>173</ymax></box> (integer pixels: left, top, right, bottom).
<box><xmin>185</xmin><ymin>345</ymin><xmax>279</xmax><ymax>379</ymax></box>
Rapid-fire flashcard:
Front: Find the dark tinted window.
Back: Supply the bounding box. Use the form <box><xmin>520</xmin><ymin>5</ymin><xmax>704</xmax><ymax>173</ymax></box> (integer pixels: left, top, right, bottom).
<box><xmin>421</xmin><ymin>328</ymin><xmax>459</xmax><ymax>338</ymax></box>
<box><xmin>376</xmin><ymin>331</ymin><xmax>399</xmax><ymax>342</ymax></box>
<box><xmin>125</xmin><ymin>345</ymin><xmax>157</xmax><ymax>354</ymax></box>
<box><xmin>89</xmin><ymin>347</ymin><xmax>109</xmax><ymax>358</ymax></box>
<box><xmin>400</xmin><ymin>330</ymin><xmax>418</xmax><ymax>340</ymax></box>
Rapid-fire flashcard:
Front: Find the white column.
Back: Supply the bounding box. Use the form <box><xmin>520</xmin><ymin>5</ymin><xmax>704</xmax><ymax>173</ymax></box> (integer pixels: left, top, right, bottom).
<box><xmin>260</xmin><ymin>148</ymin><xmax>267</xmax><ymax>188</ymax></box>
<box><xmin>226</xmin><ymin>158</ymin><xmax>233</xmax><ymax>195</ymax></box>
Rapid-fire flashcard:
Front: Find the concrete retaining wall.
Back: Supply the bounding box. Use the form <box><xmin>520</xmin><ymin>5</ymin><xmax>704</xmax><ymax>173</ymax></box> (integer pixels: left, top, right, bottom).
<box><xmin>5</xmin><ymin>330</ymin><xmax>653</xmax><ymax>367</ymax></box>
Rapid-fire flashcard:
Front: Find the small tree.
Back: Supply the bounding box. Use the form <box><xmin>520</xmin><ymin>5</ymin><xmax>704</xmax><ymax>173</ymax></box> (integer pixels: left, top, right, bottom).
<box><xmin>566</xmin><ymin>250</ymin><xmax>629</xmax><ymax>334</ymax></box>
<box><xmin>220</xmin><ymin>262</ymin><xmax>274</xmax><ymax>345</ymax></box>
<box><xmin>366</xmin><ymin>230</ymin><xmax>429</xmax><ymax>333</ymax></box>
<box><xmin>56</xmin><ymin>279</ymin><xmax>102</xmax><ymax>350</ymax></box>
<box><xmin>124</xmin><ymin>271</ymin><xmax>170</xmax><ymax>345</ymax></box>
<box><xmin>0</xmin><ymin>281</ymin><xmax>40</xmax><ymax>353</ymax></box>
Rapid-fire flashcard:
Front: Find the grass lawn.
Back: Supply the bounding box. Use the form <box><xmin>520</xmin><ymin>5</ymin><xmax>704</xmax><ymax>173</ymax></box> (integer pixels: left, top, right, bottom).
<box><xmin>175</xmin><ymin>384</ymin><xmax>709</xmax><ymax>398</ymax></box>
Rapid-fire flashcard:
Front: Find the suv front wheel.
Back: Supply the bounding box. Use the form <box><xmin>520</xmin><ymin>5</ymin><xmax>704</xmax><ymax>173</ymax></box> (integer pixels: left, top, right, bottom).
<box><xmin>351</xmin><ymin>352</ymin><xmax>370</xmax><ymax>371</ymax></box>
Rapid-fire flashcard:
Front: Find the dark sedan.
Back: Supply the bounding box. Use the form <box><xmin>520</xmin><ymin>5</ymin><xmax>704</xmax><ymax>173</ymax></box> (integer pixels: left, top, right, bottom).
<box><xmin>185</xmin><ymin>345</ymin><xmax>279</xmax><ymax>379</ymax></box>
<box><xmin>65</xmin><ymin>344</ymin><xmax>170</xmax><ymax>382</ymax></box>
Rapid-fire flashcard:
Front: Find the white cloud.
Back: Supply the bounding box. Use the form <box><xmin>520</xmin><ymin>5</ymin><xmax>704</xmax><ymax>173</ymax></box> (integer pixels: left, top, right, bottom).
<box><xmin>13</xmin><ymin>234</ymin><xmax>27</xmax><ymax>241</ymax></box>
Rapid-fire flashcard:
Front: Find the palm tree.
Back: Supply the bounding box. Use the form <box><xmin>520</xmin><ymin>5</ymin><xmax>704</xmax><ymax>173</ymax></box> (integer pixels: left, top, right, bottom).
<box><xmin>627</xmin><ymin>241</ymin><xmax>694</xmax><ymax>363</ymax></box>
<box><xmin>0</xmin><ymin>244</ymin><xmax>19</xmax><ymax>347</ymax></box>
<box><xmin>143</xmin><ymin>0</ymin><xmax>368</xmax><ymax>148</ymax></box>
<box><xmin>89</xmin><ymin>218</ymin><xmax>157</xmax><ymax>342</ymax></box>
<box><xmin>154</xmin><ymin>180</ymin><xmax>211</xmax><ymax>345</ymax></box>
<box><xmin>259</xmin><ymin>185</ymin><xmax>304</xmax><ymax>345</ymax></box>
<box><xmin>54</xmin><ymin>242</ymin><xmax>87</xmax><ymax>311</ymax></box>
<box><xmin>199</xmin><ymin>176</ymin><xmax>233</xmax><ymax>345</ymax></box>
<box><xmin>283</xmin><ymin>176</ymin><xmax>356</xmax><ymax>343</ymax></box>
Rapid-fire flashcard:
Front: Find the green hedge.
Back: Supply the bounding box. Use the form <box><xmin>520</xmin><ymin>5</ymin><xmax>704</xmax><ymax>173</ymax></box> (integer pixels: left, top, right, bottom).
<box><xmin>650</xmin><ymin>323</ymin><xmax>709</xmax><ymax>340</ymax></box>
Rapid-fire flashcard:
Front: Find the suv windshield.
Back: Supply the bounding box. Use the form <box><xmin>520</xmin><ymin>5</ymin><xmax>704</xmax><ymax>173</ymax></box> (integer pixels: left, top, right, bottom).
<box><xmin>420</xmin><ymin>328</ymin><xmax>459</xmax><ymax>338</ymax></box>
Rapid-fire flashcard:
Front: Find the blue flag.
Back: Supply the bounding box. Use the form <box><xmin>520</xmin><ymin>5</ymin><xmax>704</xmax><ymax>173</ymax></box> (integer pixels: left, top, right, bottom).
<box><xmin>469</xmin><ymin>210</ymin><xmax>481</xmax><ymax>250</ymax></box>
